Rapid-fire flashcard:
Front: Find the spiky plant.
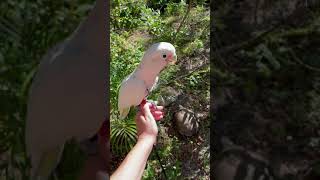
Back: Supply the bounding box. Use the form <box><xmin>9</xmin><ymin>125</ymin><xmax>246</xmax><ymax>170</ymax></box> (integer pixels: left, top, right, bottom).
<box><xmin>110</xmin><ymin>117</ymin><xmax>137</xmax><ymax>156</ymax></box>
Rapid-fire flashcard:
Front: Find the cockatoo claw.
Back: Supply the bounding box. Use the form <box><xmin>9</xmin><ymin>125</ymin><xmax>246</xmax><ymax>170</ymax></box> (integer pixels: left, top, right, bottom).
<box><xmin>139</xmin><ymin>98</ymin><xmax>147</xmax><ymax>113</ymax></box>
<box><xmin>140</xmin><ymin>98</ymin><xmax>147</xmax><ymax>106</ymax></box>
<box><xmin>139</xmin><ymin>98</ymin><xmax>158</xmax><ymax>112</ymax></box>
<box><xmin>149</xmin><ymin>101</ymin><xmax>157</xmax><ymax>110</ymax></box>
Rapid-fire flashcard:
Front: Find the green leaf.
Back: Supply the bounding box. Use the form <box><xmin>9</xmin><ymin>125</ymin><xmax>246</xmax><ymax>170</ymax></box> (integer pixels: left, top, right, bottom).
<box><xmin>256</xmin><ymin>61</ymin><xmax>271</xmax><ymax>77</ymax></box>
<box><xmin>258</xmin><ymin>44</ymin><xmax>281</xmax><ymax>70</ymax></box>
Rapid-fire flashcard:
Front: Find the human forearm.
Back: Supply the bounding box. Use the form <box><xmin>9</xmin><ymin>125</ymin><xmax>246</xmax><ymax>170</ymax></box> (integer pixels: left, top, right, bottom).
<box><xmin>111</xmin><ymin>103</ymin><xmax>162</xmax><ymax>180</ymax></box>
<box><xmin>110</xmin><ymin>137</ymin><xmax>155</xmax><ymax>180</ymax></box>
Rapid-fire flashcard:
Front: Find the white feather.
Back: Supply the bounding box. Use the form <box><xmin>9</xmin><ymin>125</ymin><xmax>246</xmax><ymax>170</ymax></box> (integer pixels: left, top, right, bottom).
<box><xmin>117</xmin><ymin>42</ymin><xmax>177</xmax><ymax>119</ymax></box>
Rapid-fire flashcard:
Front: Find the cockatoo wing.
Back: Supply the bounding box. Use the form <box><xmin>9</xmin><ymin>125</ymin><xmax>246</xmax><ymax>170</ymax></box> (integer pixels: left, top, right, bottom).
<box><xmin>26</xmin><ymin>19</ymin><xmax>105</xmax><ymax>180</ymax></box>
<box><xmin>26</xmin><ymin>42</ymin><xmax>69</xmax><ymax>180</ymax></box>
<box><xmin>26</xmin><ymin>42</ymin><xmax>105</xmax><ymax>179</ymax></box>
<box><xmin>149</xmin><ymin>76</ymin><xmax>159</xmax><ymax>92</ymax></box>
<box><xmin>118</xmin><ymin>74</ymin><xmax>148</xmax><ymax>119</ymax></box>
<box><xmin>26</xmin><ymin>0</ymin><xmax>107</xmax><ymax>179</ymax></box>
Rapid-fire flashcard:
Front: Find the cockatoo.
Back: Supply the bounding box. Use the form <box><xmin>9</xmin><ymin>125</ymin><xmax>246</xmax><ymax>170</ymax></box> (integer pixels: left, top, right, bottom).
<box><xmin>25</xmin><ymin>0</ymin><xmax>107</xmax><ymax>179</ymax></box>
<box><xmin>118</xmin><ymin>42</ymin><xmax>177</xmax><ymax>119</ymax></box>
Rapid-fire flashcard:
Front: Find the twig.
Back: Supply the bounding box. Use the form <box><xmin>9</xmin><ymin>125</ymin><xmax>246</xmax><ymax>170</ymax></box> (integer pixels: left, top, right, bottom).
<box><xmin>160</xmin><ymin>60</ymin><xmax>209</xmax><ymax>88</ymax></box>
<box><xmin>0</xmin><ymin>18</ymin><xmax>20</xmax><ymax>40</ymax></box>
<box><xmin>273</xmin><ymin>26</ymin><xmax>319</xmax><ymax>39</ymax></box>
<box><xmin>213</xmin><ymin>0</ymin><xmax>320</xmax><ymax>56</ymax></box>
<box><xmin>211</xmin><ymin>18</ymin><xmax>229</xmax><ymax>68</ymax></box>
<box><xmin>216</xmin><ymin>26</ymin><xmax>277</xmax><ymax>56</ymax></box>
<box><xmin>153</xmin><ymin>146</ymin><xmax>168</xmax><ymax>179</ymax></box>
<box><xmin>173</xmin><ymin>0</ymin><xmax>192</xmax><ymax>42</ymax></box>
<box><xmin>289</xmin><ymin>50</ymin><xmax>320</xmax><ymax>72</ymax></box>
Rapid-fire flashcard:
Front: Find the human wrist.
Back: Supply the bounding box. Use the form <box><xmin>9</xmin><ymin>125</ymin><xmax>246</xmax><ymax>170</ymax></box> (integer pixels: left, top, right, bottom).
<box><xmin>137</xmin><ymin>135</ymin><xmax>157</xmax><ymax>145</ymax></box>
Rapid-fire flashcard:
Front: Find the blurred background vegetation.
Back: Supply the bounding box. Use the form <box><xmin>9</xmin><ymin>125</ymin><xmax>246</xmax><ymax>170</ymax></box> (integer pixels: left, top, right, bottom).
<box><xmin>212</xmin><ymin>0</ymin><xmax>320</xmax><ymax>179</ymax></box>
<box><xmin>0</xmin><ymin>0</ymin><xmax>95</xmax><ymax>179</ymax></box>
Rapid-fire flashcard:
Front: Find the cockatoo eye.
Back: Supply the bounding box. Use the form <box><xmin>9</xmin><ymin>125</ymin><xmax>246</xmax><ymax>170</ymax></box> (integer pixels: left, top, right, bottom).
<box><xmin>162</xmin><ymin>54</ymin><xmax>167</xmax><ymax>58</ymax></box>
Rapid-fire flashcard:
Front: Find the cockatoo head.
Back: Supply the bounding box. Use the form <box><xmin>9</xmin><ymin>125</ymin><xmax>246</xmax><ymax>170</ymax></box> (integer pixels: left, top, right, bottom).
<box><xmin>140</xmin><ymin>42</ymin><xmax>177</xmax><ymax>71</ymax></box>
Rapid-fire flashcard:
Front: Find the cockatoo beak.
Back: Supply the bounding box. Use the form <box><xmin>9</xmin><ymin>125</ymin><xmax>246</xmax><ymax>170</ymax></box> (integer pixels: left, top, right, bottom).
<box><xmin>167</xmin><ymin>54</ymin><xmax>177</xmax><ymax>65</ymax></box>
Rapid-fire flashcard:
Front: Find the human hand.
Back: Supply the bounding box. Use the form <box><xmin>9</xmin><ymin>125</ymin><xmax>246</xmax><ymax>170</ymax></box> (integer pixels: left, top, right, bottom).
<box><xmin>135</xmin><ymin>102</ymin><xmax>164</xmax><ymax>143</ymax></box>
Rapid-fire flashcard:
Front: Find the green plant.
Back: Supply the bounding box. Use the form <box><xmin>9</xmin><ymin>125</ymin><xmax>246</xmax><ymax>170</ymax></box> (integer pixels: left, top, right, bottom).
<box><xmin>166</xmin><ymin>160</ymin><xmax>182</xmax><ymax>179</ymax></box>
<box><xmin>111</xmin><ymin>0</ymin><xmax>164</xmax><ymax>35</ymax></box>
<box><xmin>142</xmin><ymin>162</ymin><xmax>156</xmax><ymax>179</ymax></box>
<box><xmin>182</xmin><ymin>38</ymin><xmax>204</xmax><ymax>55</ymax></box>
<box><xmin>111</xmin><ymin>118</ymin><xmax>137</xmax><ymax>156</ymax></box>
<box><xmin>164</xmin><ymin>1</ymin><xmax>187</xmax><ymax>16</ymax></box>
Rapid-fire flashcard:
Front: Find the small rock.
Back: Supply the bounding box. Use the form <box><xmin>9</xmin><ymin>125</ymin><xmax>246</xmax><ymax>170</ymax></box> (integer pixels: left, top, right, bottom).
<box><xmin>174</xmin><ymin>107</ymin><xmax>199</xmax><ymax>136</ymax></box>
<box><xmin>196</xmin><ymin>112</ymin><xmax>208</xmax><ymax>119</ymax></box>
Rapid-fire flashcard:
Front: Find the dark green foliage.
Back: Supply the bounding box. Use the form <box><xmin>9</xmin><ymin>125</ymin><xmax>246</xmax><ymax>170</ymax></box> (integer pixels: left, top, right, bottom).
<box><xmin>56</xmin><ymin>140</ymin><xmax>87</xmax><ymax>180</ymax></box>
<box><xmin>0</xmin><ymin>0</ymin><xmax>94</xmax><ymax>179</ymax></box>
<box><xmin>111</xmin><ymin>0</ymin><xmax>164</xmax><ymax>35</ymax></box>
<box><xmin>110</xmin><ymin>119</ymin><xmax>137</xmax><ymax>156</ymax></box>
<box><xmin>213</xmin><ymin>1</ymin><xmax>320</xmax><ymax>178</ymax></box>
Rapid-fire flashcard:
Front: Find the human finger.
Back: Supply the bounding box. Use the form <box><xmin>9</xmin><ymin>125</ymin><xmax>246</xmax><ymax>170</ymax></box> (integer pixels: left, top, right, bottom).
<box><xmin>135</xmin><ymin>111</ymin><xmax>146</xmax><ymax>123</ymax></box>
<box><xmin>154</xmin><ymin>115</ymin><xmax>164</xmax><ymax>121</ymax></box>
<box><xmin>151</xmin><ymin>111</ymin><xmax>163</xmax><ymax>117</ymax></box>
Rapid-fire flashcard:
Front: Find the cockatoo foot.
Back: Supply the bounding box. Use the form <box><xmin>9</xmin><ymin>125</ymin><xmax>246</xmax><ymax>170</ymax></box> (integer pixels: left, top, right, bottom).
<box><xmin>147</xmin><ymin>99</ymin><xmax>158</xmax><ymax>110</ymax></box>
<box><xmin>140</xmin><ymin>98</ymin><xmax>147</xmax><ymax>106</ymax></box>
<box><xmin>139</xmin><ymin>98</ymin><xmax>147</xmax><ymax>112</ymax></box>
<box><xmin>139</xmin><ymin>98</ymin><xmax>158</xmax><ymax>111</ymax></box>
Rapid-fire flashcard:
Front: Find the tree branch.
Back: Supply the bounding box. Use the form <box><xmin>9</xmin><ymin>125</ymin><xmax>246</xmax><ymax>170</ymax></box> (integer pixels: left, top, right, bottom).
<box><xmin>289</xmin><ymin>50</ymin><xmax>320</xmax><ymax>73</ymax></box>
<box><xmin>173</xmin><ymin>0</ymin><xmax>193</xmax><ymax>42</ymax></box>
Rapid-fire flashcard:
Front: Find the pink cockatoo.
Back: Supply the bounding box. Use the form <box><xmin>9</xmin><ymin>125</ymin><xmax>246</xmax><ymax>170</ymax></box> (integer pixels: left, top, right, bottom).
<box><xmin>118</xmin><ymin>42</ymin><xmax>177</xmax><ymax>119</ymax></box>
